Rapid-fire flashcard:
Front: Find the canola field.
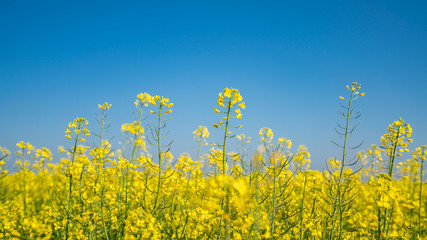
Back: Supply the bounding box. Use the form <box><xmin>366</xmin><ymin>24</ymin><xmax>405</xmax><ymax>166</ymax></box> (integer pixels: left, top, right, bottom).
<box><xmin>0</xmin><ymin>83</ymin><xmax>425</xmax><ymax>239</ymax></box>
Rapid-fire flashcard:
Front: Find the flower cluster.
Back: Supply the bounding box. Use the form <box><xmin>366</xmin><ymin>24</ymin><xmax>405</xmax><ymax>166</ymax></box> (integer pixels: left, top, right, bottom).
<box><xmin>381</xmin><ymin>118</ymin><xmax>412</xmax><ymax>158</ymax></box>
<box><xmin>121</xmin><ymin>121</ymin><xmax>144</xmax><ymax>135</ymax></box>
<box><xmin>193</xmin><ymin>126</ymin><xmax>209</xmax><ymax>145</ymax></box>
<box><xmin>65</xmin><ymin>118</ymin><xmax>89</xmax><ymax>141</ymax></box>
<box><xmin>0</xmin><ymin>147</ymin><xmax>10</xmax><ymax>175</ymax></box>
<box><xmin>213</xmin><ymin>87</ymin><xmax>245</xmax><ymax>128</ymax></box>
<box><xmin>33</xmin><ymin>147</ymin><xmax>52</xmax><ymax>170</ymax></box>
<box><xmin>16</xmin><ymin>141</ymin><xmax>34</xmax><ymax>154</ymax></box>
<box><xmin>293</xmin><ymin>145</ymin><xmax>311</xmax><ymax>171</ymax></box>
<box><xmin>259</xmin><ymin>127</ymin><xmax>274</xmax><ymax>144</ymax></box>
<box><xmin>150</xmin><ymin>95</ymin><xmax>173</xmax><ymax>115</ymax></box>
<box><xmin>339</xmin><ymin>82</ymin><xmax>365</xmax><ymax>101</ymax></box>
<box><xmin>98</xmin><ymin>102</ymin><xmax>112</xmax><ymax>110</ymax></box>
<box><xmin>134</xmin><ymin>92</ymin><xmax>156</xmax><ymax>107</ymax></box>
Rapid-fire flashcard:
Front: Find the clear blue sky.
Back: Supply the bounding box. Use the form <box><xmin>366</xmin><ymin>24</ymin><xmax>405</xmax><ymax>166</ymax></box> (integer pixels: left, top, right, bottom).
<box><xmin>1</xmin><ymin>1</ymin><xmax>426</xmax><ymax>170</ymax></box>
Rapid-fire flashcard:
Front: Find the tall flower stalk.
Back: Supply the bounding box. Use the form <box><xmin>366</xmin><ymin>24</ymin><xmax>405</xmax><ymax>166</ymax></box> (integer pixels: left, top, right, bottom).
<box><xmin>118</xmin><ymin>93</ymin><xmax>152</xmax><ymax>238</ymax></box>
<box><xmin>328</xmin><ymin>82</ymin><xmax>364</xmax><ymax>240</ymax></box>
<box><xmin>259</xmin><ymin>127</ymin><xmax>293</xmax><ymax>239</ymax></box>
<box><xmin>213</xmin><ymin>87</ymin><xmax>245</xmax><ymax>239</ymax></box>
<box><xmin>377</xmin><ymin>118</ymin><xmax>412</xmax><ymax>239</ymax></box>
<box><xmin>92</xmin><ymin>102</ymin><xmax>112</xmax><ymax>240</ymax></box>
<box><xmin>64</xmin><ymin>118</ymin><xmax>89</xmax><ymax>240</ymax></box>
<box><xmin>149</xmin><ymin>95</ymin><xmax>173</xmax><ymax>212</ymax></box>
<box><xmin>381</xmin><ymin>118</ymin><xmax>412</xmax><ymax>179</ymax></box>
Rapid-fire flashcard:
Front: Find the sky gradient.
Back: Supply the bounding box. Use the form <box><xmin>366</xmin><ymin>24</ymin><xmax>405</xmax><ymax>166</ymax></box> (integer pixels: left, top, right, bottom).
<box><xmin>1</xmin><ymin>1</ymin><xmax>426</xmax><ymax>170</ymax></box>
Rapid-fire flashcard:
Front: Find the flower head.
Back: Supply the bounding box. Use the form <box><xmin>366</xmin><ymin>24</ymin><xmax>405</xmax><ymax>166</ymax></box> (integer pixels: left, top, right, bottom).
<box><xmin>213</xmin><ymin>87</ymin><xmax>245</xmax><ymax>128</ymax></box>
<box><xmin>98</xmin><ymin>102</ymin><xmax>112</xmax><ymax>110</ymax></box>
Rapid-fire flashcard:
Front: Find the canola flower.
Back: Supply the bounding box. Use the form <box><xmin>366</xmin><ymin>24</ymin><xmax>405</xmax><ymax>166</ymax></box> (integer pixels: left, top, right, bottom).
<box><xmin>0</xmin><ymin>86</ymin><xmax>425</xmax><ymax>240</ymax></box>
<box><xmin>193</xmin><ymin>126</ymin><xmax>210</xmax><ymax>168</ymax></box>
<box><xmin>213</xmin><ymin>87</ymin><xmax>245</xmax><ymax>176</ymax></box>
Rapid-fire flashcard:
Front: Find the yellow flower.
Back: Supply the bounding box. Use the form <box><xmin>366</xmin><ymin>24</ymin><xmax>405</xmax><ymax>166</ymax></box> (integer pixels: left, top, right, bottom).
<box><xmin>193</xmin><ymin>126</ymin><xmax>210</xmax><ymax>141</ymax></box>
<box><xmin>223</xmin><ymin>88</ymin><xmax>233</xmax><ymax>98</ymax></box>
<box><xmin>238</xmin><ymin>101</ymin><xmax>246</xmax><ymax>109</ymax></box>
<box><xmin>58</xmin><ymin>146</ymin><xmax>67</xmax><ymax>153</ymax></box>
<box><xmin>16</xmin><ymin>141</ymin><xmax>25</xmax><ymax>149</ymax></box>
<box><xmin>98</xmin><ymin>102</ymin><xmax>112</xmax><ymax>110</ymax></box>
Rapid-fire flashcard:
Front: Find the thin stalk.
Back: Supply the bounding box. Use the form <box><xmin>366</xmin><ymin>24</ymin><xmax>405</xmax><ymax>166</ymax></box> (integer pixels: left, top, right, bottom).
<box><xmin>152</xmin><ymin>104</ymin><xmax>163</xmax><ymax>212</ymax></box>
<box><xmin>121</xmin><ymin>106</ymin><xmax>143</xmax><ymax>239</ymax></box>
<box><xmin>98</xmin><ymin>109</ymin><xmax>110</xmax><ymax>240</ymax></box>
<box><xmin>383</xmin><ymin>130</ymin><xmax>401</xmax><ymax>238</ymax></box>
<box><xmin>222</xmin><ymin>99</ymin><xmax>232</xmax><ymax>175</ymax></box>
<box><xmin>340</xmin><ymin>91</ymin><xmax>354</xmax><ymax>178</ymax></box>
<box><xmin>65</xmin><ymin>122</ymin><xmax>81</xmax><ymax>240</ymax></box>
<box><xmin>218</xmin><ymin>99</ymin><xmax>232</xmax><ymax>240</ymax></box>
<box><xmin>330</xmin><ymin>90</ymin><xmax>354</xmax><ymax>240</ymax></box>
<box><xmin>387</xmin><ymin>131</ymin><xmax>400</xmax><ymax>179</ymax></box>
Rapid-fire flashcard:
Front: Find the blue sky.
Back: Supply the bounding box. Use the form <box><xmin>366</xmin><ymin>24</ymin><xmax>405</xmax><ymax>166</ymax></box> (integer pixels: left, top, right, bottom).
<box><xmin>1</xmin><ymin>1</ymin><xmax>426</xmax><ymax>170</ymax></box>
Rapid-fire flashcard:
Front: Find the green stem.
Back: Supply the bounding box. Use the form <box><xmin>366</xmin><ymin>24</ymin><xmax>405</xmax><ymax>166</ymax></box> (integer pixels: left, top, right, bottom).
<box><xmin>218</xmin><ymin>99</ymin><xmax>232</xmax><ymax>240</ymax></box>
<box><xmin>383</xmin><ymin>130</ymin><xmax>402</xmax><ymax>239</ymax></box>
<box><xmin>121</xmin><ymin>107</ymin><xmax>144</xmax><ymax>239</ymax></box>
<box><xmin>330</xmin><ymin>90</ymin><xmax>354</xmax><ymax>240</ymax></box>
<box><xmin>98</xmin><ymin>109</ymin><xmax>110</xmax><ymax>240</ymax></box>
<box><xmin>388</xmin><ymin>131</ymin><xmax>400</xmax><ymax>179</ymax></box>
<box><xmin>153</xmin><ymin>104</ymin><xmax>163</xmax><ymax>212</ymax></box>
<box><xmin>65</xmin><ymin>122</ymin><xmax>81</xmax><ymax>240</ymax></box>
<box><xmin>222</xmin><ymin>100</ymin><xmax>231</xmax><ymax>175</ymax></box>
